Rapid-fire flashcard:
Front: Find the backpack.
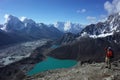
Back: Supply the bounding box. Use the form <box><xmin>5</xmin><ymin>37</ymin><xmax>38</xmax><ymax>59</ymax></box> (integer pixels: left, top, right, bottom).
<box><xmin>107</xmin><ymin>50</ymin><xmax>114</xmax><ymax>58</ymax></box>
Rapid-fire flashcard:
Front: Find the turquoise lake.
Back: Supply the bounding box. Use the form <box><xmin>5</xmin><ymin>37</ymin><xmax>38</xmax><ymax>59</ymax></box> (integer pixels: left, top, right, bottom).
<box><xmin>50</xmin><ymin>45</ymin><xmax>60</xmax><ymax>49</ymax></box>
<box><xmin>28</xmin><ymin>57</ymin><xmax>77</xmax><ymax>76</ymax></box>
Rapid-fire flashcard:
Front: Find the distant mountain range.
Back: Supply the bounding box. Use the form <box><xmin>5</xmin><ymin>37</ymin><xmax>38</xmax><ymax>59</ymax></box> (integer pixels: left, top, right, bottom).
<box><xmin>0</xmin><ymin>15</ymin><xmax>85</xmax><ymax>46</ymax></box>
<box><xmin>0</xmin><ymin>15</ymin><xmax>63</xmax><ymax>46</ymax></box>
<box><xmin>1</xmin><ymin>12</ymin><xmax>120</xmax><ymax>46</ymax></box>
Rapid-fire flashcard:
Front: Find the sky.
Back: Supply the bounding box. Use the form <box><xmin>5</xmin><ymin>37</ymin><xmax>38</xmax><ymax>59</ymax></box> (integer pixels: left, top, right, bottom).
<box><xmin>0</xmin><ymin>0</ymin><xmax>119</xmax><ymax>25</ymax></box>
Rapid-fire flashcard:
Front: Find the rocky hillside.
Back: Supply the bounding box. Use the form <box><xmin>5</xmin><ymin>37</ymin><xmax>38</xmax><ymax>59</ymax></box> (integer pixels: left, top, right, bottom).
<box><xmin>55</xmin><ymin>32</ymin><xmax>77</xmax><ymax>45</ymax></box>
<box><xmin>0</xmin><ymin>40</ymin><xmax>53</xmax><ymax>80</ymax></box>
<box><xmin>48</xmin><ymin>32</ymin><xmax>120</xmax><ymax>62</ymax></box>
<box><xmin>24</xmin><ymin>60</ymin><xmax>120</xmax><ymax>80</ymax></box>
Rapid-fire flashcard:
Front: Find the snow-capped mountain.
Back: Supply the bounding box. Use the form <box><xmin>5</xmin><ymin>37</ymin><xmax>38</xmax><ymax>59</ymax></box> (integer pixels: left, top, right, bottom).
<box><xmin>21</xmin><ymin>17</ymin><xmax>36</xmax><ymax>25</ymax></box>
<box><xmin>54</xmin><ymin>21</ymin><xmax>84</xmax><ymax>34</ymax></box>
<box><xmin>80</xmin><ymin>13</ymin><xmax>120</xmax><ymax>38</ymax></box>
<box><xmin>1</xmin><ymin>14</ymin><xmax>25</xmax><ymax>32</ymax></box>
<box><xmin>56</xmin><ymin>13</ymin><xmax>120</xmax><ymax>45</ymax></box>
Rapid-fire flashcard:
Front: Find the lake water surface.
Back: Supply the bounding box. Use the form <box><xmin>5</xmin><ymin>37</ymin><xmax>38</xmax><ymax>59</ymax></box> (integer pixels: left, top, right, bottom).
<box><xmin>28</xmin><ymin>57</ymin><xmax>77</xmax><ymax>76</ymax></box>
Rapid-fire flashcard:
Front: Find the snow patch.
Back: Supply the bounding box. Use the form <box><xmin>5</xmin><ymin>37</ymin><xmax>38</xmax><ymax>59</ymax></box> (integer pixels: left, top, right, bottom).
<box><xmin>0</xmin><ymin>25</ymin><xmax>7</xmax><ymax>31</ymax></box>
<box><xmin>90</xmin><ymin>32</ymin><xmax>113</xmax><ymax>38</ymax></box>
<box><xmin>81</xmin><ymin>32</ymin><xmax>89</xmax><ymax>37</ymax></box>
<box><xmin>20</xmin><ymin>16</ymin><xmax>27</xmax><ymax>22</ymax></box>
<box><xmin>119</xmin><ymin>12</ymin><xmax>120</xmax><ymax>15</ymax></box>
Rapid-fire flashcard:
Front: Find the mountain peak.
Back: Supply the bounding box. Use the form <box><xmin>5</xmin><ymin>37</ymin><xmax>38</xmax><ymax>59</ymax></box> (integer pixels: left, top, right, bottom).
<box><xmin>4</xmin><ymin>14</ymin><xmax>18</xmax><ymax>23</ymax></box>
<box><xmin>20</xmin><ymin>17</ymin><xmax>36</xmax><ymax>25</ymax></box>
<box><xmin>3</xmin><ymin>14</ymin><xmax>25</xmax><ymax>31</ymax></box>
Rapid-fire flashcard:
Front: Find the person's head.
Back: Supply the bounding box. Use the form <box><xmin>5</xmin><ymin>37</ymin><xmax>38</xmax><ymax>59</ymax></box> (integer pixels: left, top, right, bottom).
<box><xmin>107</xmin><ymin>47</ymin><xmax>111</xmax><ymax>51</ymax></box>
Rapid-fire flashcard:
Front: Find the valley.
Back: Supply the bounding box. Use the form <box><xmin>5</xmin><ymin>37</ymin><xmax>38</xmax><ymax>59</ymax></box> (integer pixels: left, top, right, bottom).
<box><xmin>0</xmin><ymin>39</ymin><xmax>49</xmax><ymax>67</ymax></box>
<box><xmin>0</xmin><ymin>6</ymin><xmax>120</xmax><ymax>80</ymax></box>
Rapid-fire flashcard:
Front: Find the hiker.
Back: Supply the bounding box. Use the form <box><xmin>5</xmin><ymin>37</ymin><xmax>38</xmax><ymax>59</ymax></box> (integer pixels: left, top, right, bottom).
<box><xmin>105</xmin><ymin>47</ymin><xmax>114</xmax><ymax>69</ymax></box>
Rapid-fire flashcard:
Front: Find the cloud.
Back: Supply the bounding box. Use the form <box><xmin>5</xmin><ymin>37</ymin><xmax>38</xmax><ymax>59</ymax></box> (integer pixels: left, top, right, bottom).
<box><xmin>4</xmin><ymin>14</ymin><xmax>9</xmax><ymax>19</ymax></box>
<box><xmin>81</xmin><ymin>9</ymin><xmax>86</xmax><ymax>13</ymax></box>
<box><xmin>104</xmin><ymin>0</ymin><xmax>120</xmax><ymax>14</ymax></box>
<box><xmin>86</xmin><ymin>16</ymin><xmax>97</xmax><ymax>23</ymax></box>
<box><xmin>20</xmin><ymin>16</ymin><xmax>27</xmax><ymax>21</ymax></box>
<box><xmin>77</xmin><ymin>9</ymin><xmax>86</xmax><ymax>13</ymax></box>
<box><xmin>98</xmin><ymin>15</ymin><xmax>107</xmax><ymax>22</ymax></box>
<box><xmin>4</xmin><ymin>14</ymin><xmax>11</xmax><ymax>23</ymax></box>
<box><xmin>64</xmin><ymin>21</ymin><xmax>71</xmax><ymax>31</ymax></box>
<box><xmin>86</xmin><ymin>15</ymin><xmax>107</xmax><ymax>24</ymax></box>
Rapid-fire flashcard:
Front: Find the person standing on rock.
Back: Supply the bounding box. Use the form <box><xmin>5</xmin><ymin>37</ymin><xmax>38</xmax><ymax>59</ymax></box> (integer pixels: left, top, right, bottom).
<box><xmin>105</xmin><ymin>47</ymin><xmax>114</xmax><ymax>69</ymax></box>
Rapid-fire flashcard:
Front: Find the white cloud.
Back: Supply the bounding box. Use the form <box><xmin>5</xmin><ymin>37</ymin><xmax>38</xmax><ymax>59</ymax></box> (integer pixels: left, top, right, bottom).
<box><xmin>77</xmin><ymin>9</ymin><xmax>86</xmax><ymax>13</ymax></box>
<box><xmin>64</xmin><ymin>21</ymin><xmax>71</xmax><ymax>31</ymax></box>
<box><xmin>4</xmin><ymin>14</ymin><xmax>9</xmax><ymax>19</ymax></box>
<box><xmin>86</xmin><ymin>16</ymin><xmax>97</xmax><ymax>24</ymax></box>
<box><xmin>20</xmin><ymin>16</ymin><xmax>27</xmax><ymax>21</ymax></box>
<box><xmin>104</xmin><ymin>0</ymin><xmax>120</xmax><ymax>14</ymax></box>
<box><xmin>100</xmin><ymin>15</ymin><xmax>106</xmax><ymax>18</ymax></box>
<box><xmin>4</xmin><ymin>14</ymin><xmax>10</xmax><ymax>23</ymax></box>
<box><xmin>86</xmin><ymin>15</ymin><xmax>107</xmax><ymax>24</ymax></box>
<box><xmin>98</xmin><ymin>15</ymin><xmax>107</xmax><ymax>22</ymax></box>
<box><xmin>81</xmin><ymin>9</ymin><xmax>86</xmax><ymax>13</ymax></box>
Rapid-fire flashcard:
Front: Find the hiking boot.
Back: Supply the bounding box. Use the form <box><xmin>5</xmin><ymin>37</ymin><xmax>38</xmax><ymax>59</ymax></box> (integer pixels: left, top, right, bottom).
<box><xmin>105</xmin><ymin>66</ymin><xmax>108</xmax><ymax>68</ymax></box>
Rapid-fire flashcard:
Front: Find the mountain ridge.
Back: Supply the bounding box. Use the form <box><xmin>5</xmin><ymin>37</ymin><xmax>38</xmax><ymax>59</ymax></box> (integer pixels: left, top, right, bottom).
<box><xmin>80</xmin><ymin>13</ymin><xmax>120</xmax><ymax>38</ymax></box>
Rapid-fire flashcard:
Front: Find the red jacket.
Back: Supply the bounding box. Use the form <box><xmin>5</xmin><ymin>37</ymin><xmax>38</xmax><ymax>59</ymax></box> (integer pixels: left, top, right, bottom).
<box><xmin>106</xmin><ymin>50</ymin><xmax>113</xmax><ymax>58</ymax></box>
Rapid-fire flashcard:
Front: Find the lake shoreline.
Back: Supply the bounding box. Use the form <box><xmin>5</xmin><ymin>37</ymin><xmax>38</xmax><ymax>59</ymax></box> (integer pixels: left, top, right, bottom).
<box><xmin>27</xmin><ymin>56</ymin><xmax>77</xmax><ymax>76</ymax></box>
